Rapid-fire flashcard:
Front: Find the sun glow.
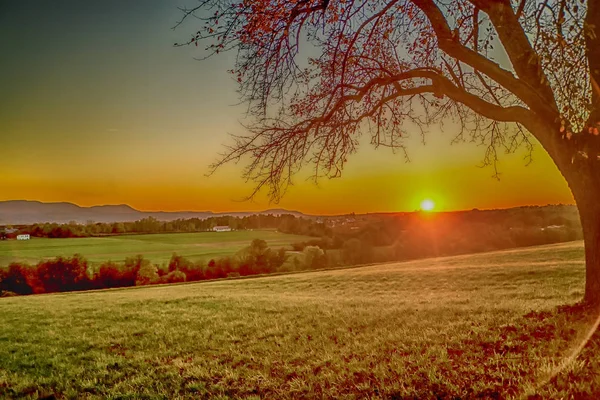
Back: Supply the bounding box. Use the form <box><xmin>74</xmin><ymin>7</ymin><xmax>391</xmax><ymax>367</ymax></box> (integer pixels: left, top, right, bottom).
<box><xmin>420</xmin><ymin>199</ymin><xmax>435</xmax><ymax>212</ymax></box>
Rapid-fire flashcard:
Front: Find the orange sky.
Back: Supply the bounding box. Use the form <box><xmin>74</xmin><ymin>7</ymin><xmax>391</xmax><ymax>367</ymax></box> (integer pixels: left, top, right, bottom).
<box><xmin>0</xmin><ymin>1</ymin><xmax>575</xmax><ymax>215</ymax></box>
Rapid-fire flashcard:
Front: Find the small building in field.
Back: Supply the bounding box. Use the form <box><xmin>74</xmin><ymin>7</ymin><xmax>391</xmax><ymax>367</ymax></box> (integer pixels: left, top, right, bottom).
<box><xmin>213</xmin><ymin>226</ymin><xmax>232</xmax><ymax>232</ymax></box>
<box><xmin>16</xmin><ymin>234</ymin><xmax>30</xmax><ymax>240</ymax></box>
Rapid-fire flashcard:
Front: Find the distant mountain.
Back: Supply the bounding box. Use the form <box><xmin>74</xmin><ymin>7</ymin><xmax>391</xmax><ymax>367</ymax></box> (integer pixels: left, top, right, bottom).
<box><xmin>0</xmin><ymin>200</ymin><xmax>310</xmax><ymax>225</ymax></box>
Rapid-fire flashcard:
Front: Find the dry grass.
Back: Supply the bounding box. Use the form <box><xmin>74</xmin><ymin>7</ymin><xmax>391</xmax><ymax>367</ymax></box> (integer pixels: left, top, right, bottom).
<box><xmin>1</xmin><ymin>240</ymin><xmax>599</xmax><ymax>399</ymax></box>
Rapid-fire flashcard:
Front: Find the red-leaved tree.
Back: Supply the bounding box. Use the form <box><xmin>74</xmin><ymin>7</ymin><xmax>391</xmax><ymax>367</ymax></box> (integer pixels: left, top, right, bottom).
<box><xmin>177</xmin><ymin>0</ymin><xmax>600</xmax><ymax>305</ymax></box>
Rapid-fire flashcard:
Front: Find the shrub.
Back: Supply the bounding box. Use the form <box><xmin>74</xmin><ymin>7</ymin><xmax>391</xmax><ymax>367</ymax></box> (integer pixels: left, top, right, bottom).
<box><xmin>35</xmin><ymin>255</ymin><xmax>91</xmax><ymax>293</ymax></box>
<box><xmin>169</xmin><ymin>254</ymin><xmax>206</xmax><ymax>281</ymax></box>
<box><xmin>278</xmin><ymin>253</ymin><xmax>304</xmax><ymax>272</ymax></box>
<box><xmin>182</xmin><ymin>261</ymin><xmax>207</xmax><ymax>282</ymax></box>
<box><xmin>95</xmin><ymin>261</ymin><xmax>136</xmax><ymax>288</ymax></box>
<box><xmin>160</xmin><ymin>270</ymin><xmax>187</xmax><ymax>284</ymax></box>
<box><xmin>0</xmin><ymin>263</ymin><xmax>34</xmax><ymax>295</ymax></box>
<box><xmin>207</xmin><ymin>257</ymin><xmax>234</xmax><ymax>279</ymax></box>
<box><xmin>135</xmin><ymin>261</ymin><xmax>160</xmax><ymax>286</ymax></box>
<box><xmin>157</xmin><ymin>264</ymin><xmax>169</xmax><ymax>277</ymax></box>
<box><xmin>303</xmin><ymin>246</ymin><xmax>325</xmax><ymax>269</ymax></box>
<box><xmin>270</xmin><ymin>247</ymin><xmax>288</xmax><ymax>270</ymax></box>
<box><xmin>168</xmin><ymin>253</ymin><xmax>194</xmax><ymax>272</ymax></box>
<box><xmin>342</xmin><ymin>238</ymin><xmax>373</xmax><ymax>265</ymax></box>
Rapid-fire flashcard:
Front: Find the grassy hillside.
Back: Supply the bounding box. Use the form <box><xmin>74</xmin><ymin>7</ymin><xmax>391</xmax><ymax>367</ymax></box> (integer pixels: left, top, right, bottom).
<box><xmin>0</xmin><ymin>230</ymin><xmax>314</xmax><ymax>267</ymax></box>
<box><xmin>1</xmin><ymin>241</ymin><xmax>599</xmax><ymax>399</ymax></box>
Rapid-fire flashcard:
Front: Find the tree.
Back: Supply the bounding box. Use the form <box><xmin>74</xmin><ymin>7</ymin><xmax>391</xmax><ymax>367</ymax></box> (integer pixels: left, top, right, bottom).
<box><xmin>177</xmin><ymin>1</ymin><xmax>600</xmax><ymax>305</ymax></box>
<box><xmin>111</xmin><ymin>222</ymin><xmax>125</xmax><ymax>234</ymax></box>
<box><xmin>237</xmin><ymin>239</ymin><xmax>274</xmax><ymax>274</ymax></box>
<box><xmin>342</xmin><ymin>238</ymin><xmax>373</xmax><ymax>265</ymax></box>
<box><xmin>35</xmin><ymin>255</ymin><xmax>91</xmax><ymax>293</ymax></box>
<box><xmin>303</xmin><ymin>245</ymin><xmax>325</xmax><ymax>269</ymax></box>
<box><xmin>135</xmin><ymin>260</ymin><xmax>160</xmax><ymax>286</ymax></box>
<box><xmin>0</xmin><ymin>263</ymin><xmax>33</xmax><ymax>295</ymax></box>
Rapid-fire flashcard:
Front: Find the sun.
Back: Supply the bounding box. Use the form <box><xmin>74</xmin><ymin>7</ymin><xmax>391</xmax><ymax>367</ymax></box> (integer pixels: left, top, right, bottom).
<box><xmin>420</xmin><ymin>199</ymin><xmax>435</xmax><ymax>212</ymax></box>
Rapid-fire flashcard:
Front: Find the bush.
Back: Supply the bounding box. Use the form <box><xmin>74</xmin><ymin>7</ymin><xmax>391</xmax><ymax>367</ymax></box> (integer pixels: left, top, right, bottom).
<box><xmin>160</xmin><ymin>270</ymin><xmax>187</xmax><ymax>284</ymax></box>
<box><xmin>168</xmin><ymin>254</ymin><xmax>206</xmax><ymax>281</ymax></box>
<box><xmin>278</xmin><ymin>253</ymin><xmax>303</xmax><ymax>272</ymax></box>
<box><xmin>35</xmin><ymin>255</ymin><xmax>91</xmax><ymax>293</ymax></box>
<box><xmin>182</xmin><ymin>262</ymin><xmax>207</xmax><ymax>282</ymax></box>
<box><xmin>95</xmin><ymin>261</ymin><xmax>137</xmax><ymax>289</ymax></box>
<box><xmin>0</xmin><ymin>263</ymin><xmax>34</xmax><ymax>295</ymax></box>
<box><xmin>168</xmin><ymin>254</ymin><xmax>194</xmax><ymax>272</ymax></box>
<box><xmin>207</xmin><ymin>257</ymin><xmax>234</xmax><ymax>279</ymax></box>
<box><xmin>303</xmin><ymin>246</ymin><xmax>325</xmax><ymax>269</ymax></box>
<box><xmin>135</xmin><ymin>261</ymin><xmax>159</xmax><ymax>286</ymax></box>
<box><xmin>342</xmin><ymin>238</ymin><xmax>373</xmax><ymax>265</ymax></box>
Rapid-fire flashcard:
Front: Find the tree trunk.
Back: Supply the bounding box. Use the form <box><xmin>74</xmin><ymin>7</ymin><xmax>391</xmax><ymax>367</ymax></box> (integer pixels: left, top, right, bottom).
<box><xmin>567</xmin><ymin>166</ymin><xmax>600</xmax><ymax>308</ymax></box>
<box><xmin>533</xmin><ymin>112</ymin><xmax>600</xmax><ymax>307</ymax></box>
<box><xmin>580</xmin><ymin>204</ymin><xmax>600</xmax><ymax>306</ymax></box>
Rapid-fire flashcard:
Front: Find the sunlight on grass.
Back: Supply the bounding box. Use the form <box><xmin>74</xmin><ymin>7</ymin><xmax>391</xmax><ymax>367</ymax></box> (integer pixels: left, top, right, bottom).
<box><xmin>0</xmin><ymin>241</ymin><xmax>598</xmax><ymax>398</ymax></box>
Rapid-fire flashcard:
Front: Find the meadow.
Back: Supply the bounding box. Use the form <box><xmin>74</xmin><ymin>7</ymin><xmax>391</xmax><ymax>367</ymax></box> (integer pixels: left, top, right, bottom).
<box><xmin>0</xmin><ymin>230</ymin><xmax>314</xmax><ymax>267</ymax></box>
<box><xmin>1</xmin><ymin>240</ymin><xmax>600</xmax><ymax>399</ymax></box>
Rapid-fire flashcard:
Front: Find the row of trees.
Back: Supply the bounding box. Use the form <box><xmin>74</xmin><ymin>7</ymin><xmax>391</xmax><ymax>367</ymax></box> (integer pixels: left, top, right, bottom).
<box><xmin>0</xmin><ymin>205</ymin><xmax>585</xmax><ymax>297</ymax></box>
<box><xmin>0</xmin><ymin>219</ymin><xmax>584</xmax><ymax>297</ymax></box>
<box><xmin>0</xmin><ymin>239</ymin><xmax>331</xmax><ymax>296</ymax></box>
<box><xmin>293</xmin><ymin>218</ymin><xmax>582</xmax><ymax>264</ymax></box>
<box><xmin>3</xmin><ymin>205</ymin><xmax>581</xmax><ymax>242</ymax></box>
<box><xmin>4</xmin><ymin>214</ymin><xmax>331</xmax><ymax>239</ymax></box>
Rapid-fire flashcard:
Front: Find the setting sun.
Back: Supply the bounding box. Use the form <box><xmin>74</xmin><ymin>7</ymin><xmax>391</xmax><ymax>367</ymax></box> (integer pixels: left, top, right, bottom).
<box><xmin>420</xmin><ymin>199</ymin><xmax>435</xmax><ymax>212</ymax></box>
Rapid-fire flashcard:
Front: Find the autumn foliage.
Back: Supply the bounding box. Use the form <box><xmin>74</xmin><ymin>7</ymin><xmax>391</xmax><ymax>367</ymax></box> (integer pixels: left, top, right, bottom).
<box><xmin>0</xmin><ymin>206</ymin><xmax>584</xmax><ymax>297</ymax></box>
<box><xmin>0</xmin><ymin>240</ymin><xmax>293</xmax><ymax>296</ymax></box>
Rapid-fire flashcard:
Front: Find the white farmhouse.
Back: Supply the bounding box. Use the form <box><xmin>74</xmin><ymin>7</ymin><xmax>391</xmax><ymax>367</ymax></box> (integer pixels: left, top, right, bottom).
<box><xmin>17</xmin><ymin>234</ymin><xmax>30</xmax><ymax>240</ymax></box>
<box><xmin>213</xmin><ymin>226</ymin><xmax>232</xmax><ymax>232</ymax></box>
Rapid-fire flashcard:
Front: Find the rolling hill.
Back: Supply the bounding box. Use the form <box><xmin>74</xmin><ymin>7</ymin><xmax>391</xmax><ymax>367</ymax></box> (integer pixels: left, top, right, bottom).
<box><xmin>0</xmin><ymin>241</ymin><xmax>595</xmax><ymax>398</ymax></box>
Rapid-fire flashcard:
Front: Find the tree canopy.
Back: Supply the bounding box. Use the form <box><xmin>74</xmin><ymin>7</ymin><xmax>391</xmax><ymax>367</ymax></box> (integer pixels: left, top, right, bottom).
<box><xmin>177</xmin><ymin>0</ymin><xmax>598</xmax><ymax>198</ymax></box>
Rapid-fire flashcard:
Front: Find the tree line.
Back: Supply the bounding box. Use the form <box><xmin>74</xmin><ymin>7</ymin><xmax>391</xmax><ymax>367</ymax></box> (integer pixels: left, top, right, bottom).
<box><xmin>0</xmin><ymin>236</ymin><xmax>357</xmax><ymax>296</ymax></box>
<box><xmin>0</xmin><ymin>239</ymin><xmax>289</xmax><ymax>296</ymax></box>
<box><xmin>0</xmin><ymin>205</ymin><xmax>584</xmax><ymax>297</ymax></box>
<box><xmin>292</xmin><ymin>206</ymin><xmax>583</xmax><ymax>259</ymax></box>
<box><xmin>1</xmin><ymin>216</ymin><xmax>583</xmax><ymax>297</ymax></box>
<box><xmin>0</xmin><ymin>214</ymin><xmax>330</xmax><ymax>239</ymax></box>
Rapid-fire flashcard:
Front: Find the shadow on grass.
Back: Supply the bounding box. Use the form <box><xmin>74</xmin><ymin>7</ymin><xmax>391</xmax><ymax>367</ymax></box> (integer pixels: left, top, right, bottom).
<box><xmin>440</xmin><ymin>303</ymin><xmax>600</xmax><ymax>399</ymax></box>
<box><xmin>3</xmin><ymin>304</ymin><xmax>600</xmax><ymax>399</ymax></box>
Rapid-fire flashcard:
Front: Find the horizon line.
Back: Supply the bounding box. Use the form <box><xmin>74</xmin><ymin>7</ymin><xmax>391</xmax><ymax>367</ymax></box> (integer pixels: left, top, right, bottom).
<box><xmin>0</xmin><ymin>199</ymin><xmax>578</xmax><ymax>217</ymax></box>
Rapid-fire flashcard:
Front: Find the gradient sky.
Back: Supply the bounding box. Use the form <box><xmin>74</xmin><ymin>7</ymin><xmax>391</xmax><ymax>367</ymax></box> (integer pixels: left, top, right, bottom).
<box><xmin>0</xmin><ymin>1</ymin><xmax>575</xmax><ymax>215</ymax></box>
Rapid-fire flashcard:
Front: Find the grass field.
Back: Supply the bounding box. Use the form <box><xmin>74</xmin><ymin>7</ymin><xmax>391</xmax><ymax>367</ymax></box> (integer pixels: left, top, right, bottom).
<box><xmin>0</xmin><ymin>230</ymin><xmax>314</xmax><ymax>267</ymax></box>
<box><xmin>2</xmin><ymin>240</ymin><xmax>600</xmax><ymax>399</ymax></box>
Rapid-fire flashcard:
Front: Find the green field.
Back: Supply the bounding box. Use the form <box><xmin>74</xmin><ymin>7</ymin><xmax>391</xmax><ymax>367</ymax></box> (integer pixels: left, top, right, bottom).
<box><xmin>2</xmin><ymin>241</ymin><xmax>600</xmax><ymax>398</ymax></box>
<box><xmin>0</xmin><ymin>230</ymin><xmax>314</xmax><ymax>267</ymax></box>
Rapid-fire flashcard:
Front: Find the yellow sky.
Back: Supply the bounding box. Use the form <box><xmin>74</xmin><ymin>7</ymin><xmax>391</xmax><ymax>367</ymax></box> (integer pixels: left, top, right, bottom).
<box><xmin>0</xmin><ymin>126</ymin><xmax>574</xmax><ymax>214</ymax></box>
<box><xmin>0</xmin><ymin>1</ymin><xmax>575</xmax><ymax>215</ymax></box>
